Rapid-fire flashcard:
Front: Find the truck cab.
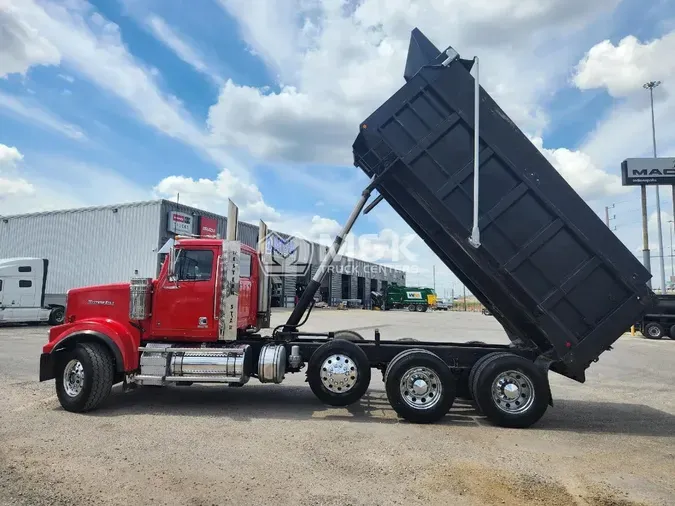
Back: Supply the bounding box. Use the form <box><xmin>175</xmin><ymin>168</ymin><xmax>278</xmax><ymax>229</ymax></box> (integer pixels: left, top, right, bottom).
<box><xmin>60</xmin><ymin>237</ymin><xmax>265</xmax><ymax>342</ymax></box>
<box><xmin>0</xmin><ymin>258</ymin><xmax>65</xmax><ymax>325</ymax></box>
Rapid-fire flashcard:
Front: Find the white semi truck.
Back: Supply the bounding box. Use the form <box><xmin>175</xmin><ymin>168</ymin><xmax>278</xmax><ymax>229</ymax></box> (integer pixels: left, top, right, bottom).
<box><xmin>0</xmin><ymin>258</ymin><xmax>65</xmax><ymax>325</ymax></box>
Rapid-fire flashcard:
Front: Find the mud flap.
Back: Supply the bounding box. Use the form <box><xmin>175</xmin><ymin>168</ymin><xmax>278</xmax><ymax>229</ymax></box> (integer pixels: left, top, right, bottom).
<box><xmin>534</xmin><ymin>356</ymin><xmax>554</xmax><ymax>407</ymax></box>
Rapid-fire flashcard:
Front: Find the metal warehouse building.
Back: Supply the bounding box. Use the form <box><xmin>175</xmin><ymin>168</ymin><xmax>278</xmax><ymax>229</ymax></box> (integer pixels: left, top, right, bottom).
<box><xmin>0</xmin><ymin>200</ymin><xmax>405</xmax><ymax>308</ymax></box>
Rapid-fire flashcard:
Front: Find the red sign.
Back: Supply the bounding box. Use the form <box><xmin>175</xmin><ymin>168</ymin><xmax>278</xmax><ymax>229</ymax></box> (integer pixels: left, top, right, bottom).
<box><xmin>200</xmin><ymin>216</ymin><xmax>218</xmax><ymax>238</ymax></box>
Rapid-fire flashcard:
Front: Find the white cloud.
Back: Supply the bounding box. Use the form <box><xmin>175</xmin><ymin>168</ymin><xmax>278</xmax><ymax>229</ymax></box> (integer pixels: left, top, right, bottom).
<box><xmin>0</xmin><ymin>143</ymin><xmax>34</xmax><ymax>199</ymax></box>
<box><xmin>2</xmin><ymin>0</ymin><xmax>247</xmax><ymax>176</ymax></box>
<box><xmin>0</xmin><ymin>4</ymin><xmax>61</xmax><ymax>78</ymax></box>
<box><xmin>208</xmin><ymin>80</ymin><xmax>359</xmax><ymax>164</ymax></box>
<box><xmin>211</xmin><ymin>0</ymin><xmax>619</xmax><ymax>165</ymax></box>
<box><xmin>58</xmin><ymin>73</ymin><xmax>74</xmax><ymax>83</ymax></box>
<box><xmin>0</xmin><ymin>150</ymin><xmax>151</xmax><ymax>216</ymax></box>
<box><xmin>0</xmin><ymin>144</ymin><xmax>23</xmax><ymax>165</ymax></box>
<box><xmin>153</xmin><ymin>168</ymin><xmax>280</xmax><ymax>222</ymax></box>
<box><xmin>574</xmin><ymin>32</ymin><xmax>675</xmax><ymax>97</ymax></box>
<box><xmin>574</xmin><ymin>29</ymin><xmax>675</xmax><ymax>174</ymax></box>
<box><xmin>145</xmin><ymin>15</ymin><xmax>223</xmax><ymax>86</ymax></box>
<box><xmin>0</xmin><ymin>90</ymin><xmax>86</xmax><ymax>140</ymax></box>
<box><xmin>530</xmin><ymin>136</ymin><xmax>628</xmax><ymax>201</ymax></box>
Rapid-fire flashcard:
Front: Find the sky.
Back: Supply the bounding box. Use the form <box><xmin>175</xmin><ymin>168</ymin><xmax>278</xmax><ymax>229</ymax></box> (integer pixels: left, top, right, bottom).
<box><xmin>2</xmin><ymin>0</ymin><xmax>675</xmax><ymax>296</ymax></box>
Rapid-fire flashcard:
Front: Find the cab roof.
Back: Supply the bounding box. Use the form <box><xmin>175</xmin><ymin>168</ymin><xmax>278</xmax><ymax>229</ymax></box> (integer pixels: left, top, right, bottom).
<box><xmin>174</xmin><ymin>237</ymin><xmax>257</xmax><ymax>253</ymax></box>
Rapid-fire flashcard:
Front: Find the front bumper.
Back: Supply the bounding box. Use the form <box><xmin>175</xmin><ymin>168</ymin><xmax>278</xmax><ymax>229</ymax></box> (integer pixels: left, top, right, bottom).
<box><xmin>39</xmin><ymin>352</ymin><xmax>55</xmax><ymax>382</ymax></box>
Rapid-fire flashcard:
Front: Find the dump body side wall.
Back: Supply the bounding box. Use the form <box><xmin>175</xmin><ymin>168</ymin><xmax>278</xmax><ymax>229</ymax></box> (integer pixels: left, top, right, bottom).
<box><xmin>353</xmin><ymin>57</ymin><xmax>653</xmax><ymax>373</ymax></box>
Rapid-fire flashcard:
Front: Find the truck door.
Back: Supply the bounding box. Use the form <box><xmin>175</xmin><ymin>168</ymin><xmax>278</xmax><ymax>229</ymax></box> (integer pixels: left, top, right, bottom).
<box><xmin>152</xmin><ymin>248</ymin><xmax>217</xmax><ymax>340</ymax></box>
<box><xmin>0</xmin><ymin>278</ymin><xmax>7</xmax><ymax>321</ymax></box>
<box><xmin>17</xmin><ymin>278</ymin><xmax>40</xmax><ymax>321</ymax></box>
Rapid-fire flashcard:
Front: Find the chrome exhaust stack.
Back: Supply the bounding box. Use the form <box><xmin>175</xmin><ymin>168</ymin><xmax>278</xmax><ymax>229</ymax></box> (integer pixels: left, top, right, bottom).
<box><xmin>226</xmin><ymin>199</ymin><xmax>239</xmax><ymax>241</ymax></box>
<box><xmin>256</xmin><ymin>220</ymin><xmax>271</xmax><ymax>328</ymax></box>
<box><xmin>219</xmin><ymin>199</ymin><xmax>240</xmax><ymax>341</ymax></box>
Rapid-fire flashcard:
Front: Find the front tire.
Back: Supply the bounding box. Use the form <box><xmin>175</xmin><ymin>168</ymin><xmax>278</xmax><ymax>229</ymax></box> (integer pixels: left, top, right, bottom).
<box><xmin>307</xmin><ymin>339</ymin><xmax>371</xmax><ymax>407</ymax></box>
<box><xmin>55</xmin><ymin>342</ymin><xmax>114</xmax><ymax>413</ymax></box>
<box><xmin>385</xmin><ymin>350</ymin><xmax>455</xmax><ymax>424</ymax></box>
<box><xmin>48</xmin><ymin>307</ymin><xmax>65</xmax><ymax>325</ymax></box>
<box><xmin>644</xmin><ymin>322</ymin><xmax>664</xmax><ymax>339</ymax></box>
<box><xmin>471</xmin><ymin>353</ymin><xmax>549</xmax><ymax>428</ymax></box>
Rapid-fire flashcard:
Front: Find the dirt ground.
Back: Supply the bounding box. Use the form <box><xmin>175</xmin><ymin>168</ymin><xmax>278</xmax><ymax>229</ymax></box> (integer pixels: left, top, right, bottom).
<box><xmin>1</xmin><ymin>309</ymin><xmax>673</xmax><ymax>506</ymax></box>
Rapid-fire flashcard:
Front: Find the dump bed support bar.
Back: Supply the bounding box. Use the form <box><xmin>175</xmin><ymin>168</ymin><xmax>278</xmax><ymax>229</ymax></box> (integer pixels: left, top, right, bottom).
<box><xmin>285</xmin><ymin>177</ymin><xmax>376</xmax><ymax>328</ymax></box>
<box><xmin>469</xmin><ymin>56</ymin><xmax>481</xmax><ymax>248</ymax></box>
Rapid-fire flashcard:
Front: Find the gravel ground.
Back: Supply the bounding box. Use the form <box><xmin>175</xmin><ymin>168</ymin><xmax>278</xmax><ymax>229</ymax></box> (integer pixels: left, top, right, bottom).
<box><xmin>1</xmin><ymin>309</ymin><xmax>673</xmax><ymax>506</ymax></box>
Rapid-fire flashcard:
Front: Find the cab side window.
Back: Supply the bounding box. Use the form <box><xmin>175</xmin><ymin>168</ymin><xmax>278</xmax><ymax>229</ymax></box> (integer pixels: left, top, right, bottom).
<box><xmin>175</xmin><ymin>250</ymin><xmax>214</xmax><ymax>281</ymax></box>
<box><xmin>240</xmin><ymin>253</ymin><xmax>252</xmax><ymax>278</ymax></box>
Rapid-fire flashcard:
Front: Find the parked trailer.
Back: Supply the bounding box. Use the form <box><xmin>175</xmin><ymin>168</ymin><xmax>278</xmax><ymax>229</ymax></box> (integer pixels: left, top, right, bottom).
<box><xmin>39</xmin><ymin>29</ymin><xmax>655</xmax><ymax>429</ymax></box>
<box><xmin>0</xmin><ymin>258</ymin><xmax>65</xmax><ymax>325</ymax></box>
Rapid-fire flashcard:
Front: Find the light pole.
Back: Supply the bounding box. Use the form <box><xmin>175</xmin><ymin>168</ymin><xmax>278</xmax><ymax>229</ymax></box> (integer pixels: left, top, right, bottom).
<box><xmin>669</xmin><ymin>220</ymin><xmax>674</xmax><ymax>290</ymax></box>
<box><xmin>644</xmin><ymin>80</ymin><xmax>665</xmax><ymax>292</ymax></box>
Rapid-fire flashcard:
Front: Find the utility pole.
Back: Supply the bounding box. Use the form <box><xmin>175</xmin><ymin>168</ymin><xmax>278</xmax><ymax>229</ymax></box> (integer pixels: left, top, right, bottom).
<box><xmin>463</xmin><ymin>284</ymin><xmax>467</xmax><ymax>311</ymax></box>
<box><xmin>668</xmin><ymin>219</ymin><xmax>675</xmax><ymax>292</ymax></box>
<box><xmin>645</xmin><ymin>80</ymin><xmax>665</xmax><ymax>292</ymax></box>
<box><xmin>432</xmin><ymin>265</ymin><xmax>436</xmax><ymax>292</ymax></box>
<box><xmin>604</xmin><ymin>204</ymin><xmax>615</xmax><ymax>227</ymax></box>
<box><xmin>642</xmin><ymin>185</ymin><xmax>651</xmax><ymax>287</ymax></box>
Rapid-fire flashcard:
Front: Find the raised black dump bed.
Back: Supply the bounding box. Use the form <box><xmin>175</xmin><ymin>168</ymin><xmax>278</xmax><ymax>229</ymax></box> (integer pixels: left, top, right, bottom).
<box><xmin>353</xmin><ymin>28</ymin><xmax>654</xmax><ymax>382</ymax></box>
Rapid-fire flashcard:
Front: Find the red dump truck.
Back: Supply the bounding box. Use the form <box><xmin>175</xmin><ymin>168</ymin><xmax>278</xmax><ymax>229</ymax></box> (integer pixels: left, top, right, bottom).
<box><xmin>39</xmin><ymin>28</ymin><xmax>654</xmax><ymax>428</ymax></box>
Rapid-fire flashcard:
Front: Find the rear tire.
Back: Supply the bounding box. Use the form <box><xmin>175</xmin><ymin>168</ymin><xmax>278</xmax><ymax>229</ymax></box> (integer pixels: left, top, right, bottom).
<box><xmin>421</xmin><ymin>305</ymin><xmax>428</xmax><ymax>312</ymax></box>
<box><xmin>55</xmin><ymin>342</ymin><xmax>114</xmax><ymax>413</ymax></box>
<box><xmin>307</xmin><ymin>339</ymin><xmax>371</xmax><ymax>407</ymax></box>
<box><xmin>385</xmin><ymin>350</ymin><xmax>455</xmax><ymax>424</ymax></box>
<box><xmin>644</xmin><ymin>322</ymin><xmax>664</xmax><ymax>340</ymax></box>
<box><xmin>465</xmin><ymin>352</ymin><xmax>510</xmax><ymax>404</ymax></box>
<box><xmin>472</xmin><ymin>353</ymin><xmax>549</xmax><ymax>428</ymax></box>
<box><xmin>333</xmin><ymin>330</ymin><xmax>364</xmax><ymax>341</ymax></box>
<box><xmin>669</xmin><ymin>325</ymin><xmax>675</xmax><ymax>340</ymax></box>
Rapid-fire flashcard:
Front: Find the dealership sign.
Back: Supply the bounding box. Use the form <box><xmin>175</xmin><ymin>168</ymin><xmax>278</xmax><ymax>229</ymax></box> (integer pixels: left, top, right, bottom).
<box><xmin>199</xmin><ymin>216</ymin><xmax>218</xmax><ymax>238</ymax></box>
<box><xmin>259</xmin><ymin>231</ymin><xmax>314</xmax><ymax>278</ymax></box>
<box><xmin>167</xmin><ymin>211</ymin><xmax>193</xmax><ymax>234</ymax></box>
<box><xmin>621</xmin><ymin>157</ymin><xmax>675</xmax><ymax>186</ymax></box>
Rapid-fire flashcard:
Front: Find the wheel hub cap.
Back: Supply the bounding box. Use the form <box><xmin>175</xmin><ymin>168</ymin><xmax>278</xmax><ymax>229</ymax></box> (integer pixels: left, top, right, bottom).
<box><xmin>320</xmin><ymin>354</ymin><xmax>357</xmax><ymax>393</ymax></box>
<box><xmin>63</xmin><ymin>359</ymin><xmax>84</xmax><ymax>397</ymax></box>
<box><xmin>503</xmin><ymin>383</ymin><xmax>520</xmax><ymax>400</ymax></box>
<box><xmin>400</xmin><ymin>367</ymin><xmax>442</xmax><ymax>410</ymax></box>
<box><xmin>491</xmin><ymin>370</ymin><xmax>535</xmax><ymax>414</ymax></box>
<box><xmin>411</xmin><ymin>378</ymin><xmax>429</xmax><ymax>396</ymax></box>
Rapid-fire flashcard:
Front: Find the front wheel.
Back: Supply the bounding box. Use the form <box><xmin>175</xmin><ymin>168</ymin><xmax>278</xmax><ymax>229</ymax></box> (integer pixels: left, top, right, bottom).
<box><xmin>385</xmin><ymin>350</ymin><xmax>455</xmax><ymax>424</ymax></box>
<box><xmin>471</xmin><ymin>353</ymin><xmax>549</xmax><ymax>428</ymax></box>
<box><xmin>307</xmin><ymin>339</ymin><xmax>371</xmax><ymax>407</ymax></box>
<box><xmin>55</xmin><ymin>342</ymin><xmax>114</xmax><ymax>412</ymax></box>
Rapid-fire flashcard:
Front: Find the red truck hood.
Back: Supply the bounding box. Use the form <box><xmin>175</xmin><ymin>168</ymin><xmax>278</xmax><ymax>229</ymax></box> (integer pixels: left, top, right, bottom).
<box><xmin>65</xmin><ymin>283</ymin><xmax>130</xmax><ymax>323</ymax></box>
